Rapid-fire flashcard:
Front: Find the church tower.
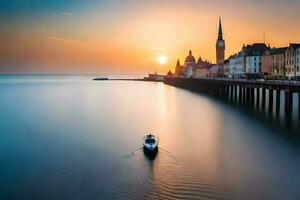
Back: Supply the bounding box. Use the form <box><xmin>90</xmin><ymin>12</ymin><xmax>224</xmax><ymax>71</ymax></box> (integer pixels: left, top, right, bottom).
<box><xmin>175</xmin><ymin>59</ymin><xmax>182</xmax><ymax>76</ymax></box>
<box><xmin>216</xmin><ymin>17</ymin><xmax>225</xmax><ymax>64</ymax></box>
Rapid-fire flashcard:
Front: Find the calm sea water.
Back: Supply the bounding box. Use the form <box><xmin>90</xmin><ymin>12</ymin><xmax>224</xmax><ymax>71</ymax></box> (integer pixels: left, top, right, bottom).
<box><xmin>1</xmin><ymin>75</ymin><xmax>300</xmax><ymax>200</ymax></box>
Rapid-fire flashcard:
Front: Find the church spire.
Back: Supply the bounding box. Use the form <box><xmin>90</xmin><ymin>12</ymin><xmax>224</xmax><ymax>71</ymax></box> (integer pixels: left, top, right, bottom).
<box><xmin>176</xmin><ymin>59</ymin><xmax>181</xmax><ymax>67</ymax></box>
<box><xmin>218</xmin><ymin>16</ymin><xmax>223</xmax><ymax>40</ymax></box>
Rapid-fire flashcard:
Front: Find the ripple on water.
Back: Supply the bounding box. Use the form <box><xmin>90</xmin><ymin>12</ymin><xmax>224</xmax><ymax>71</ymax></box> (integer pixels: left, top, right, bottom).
<box><xmin>100</xmin><ymin>152</ymin><xmax>233</xmax><ymax>200</ymax></box>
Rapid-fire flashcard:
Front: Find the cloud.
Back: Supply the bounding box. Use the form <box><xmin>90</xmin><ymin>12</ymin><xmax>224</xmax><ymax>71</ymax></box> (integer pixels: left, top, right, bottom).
<box><xmin>134</xmin><ymin>44</ymin><xmax>172</xmax><ymax>51</ymax></box>
<box><xmin>62</xmin><ymin>11</ymin><xmax>74</xmax><ymax>16</ymax></box>
<box><xmin>42</xmin><ymin>36</ymin><xmax>86</xmax><ymax>44</ymax></box>
<box><xmin>109</xmin><ymin>38</ymin><xmax>173</xmax><ymax>52</ymax></box>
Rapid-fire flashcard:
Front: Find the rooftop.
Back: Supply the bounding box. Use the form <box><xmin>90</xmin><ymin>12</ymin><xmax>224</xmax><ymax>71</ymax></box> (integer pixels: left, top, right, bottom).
<box><xmin>246</xmin><ymin>43</ymin><xmax>268</xmax><ymax>56</ymax></box>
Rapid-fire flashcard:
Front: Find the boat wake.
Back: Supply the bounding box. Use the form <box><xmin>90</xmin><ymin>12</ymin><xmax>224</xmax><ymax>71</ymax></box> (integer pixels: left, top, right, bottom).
<box><xmin>104</xmin><ymin>152</ymin><xmax>232</xmax><ymax>200</ymax></box>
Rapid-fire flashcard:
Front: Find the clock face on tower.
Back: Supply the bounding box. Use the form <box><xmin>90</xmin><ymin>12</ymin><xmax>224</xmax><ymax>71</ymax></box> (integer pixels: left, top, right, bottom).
<box><xmin>218</xmin><ymin>40</ymin><xmax>224</xmax><ymax>47</ymax></box>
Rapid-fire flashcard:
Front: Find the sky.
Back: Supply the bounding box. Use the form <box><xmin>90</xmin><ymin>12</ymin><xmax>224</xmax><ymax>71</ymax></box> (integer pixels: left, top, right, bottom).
<box><xmin>0</xmin><ymin>0</ymin><xmax>300</xmax><ymax>74</ymax></box>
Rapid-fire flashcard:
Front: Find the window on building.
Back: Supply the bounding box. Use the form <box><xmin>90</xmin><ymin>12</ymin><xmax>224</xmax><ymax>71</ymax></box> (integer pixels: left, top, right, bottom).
<box><xmin>254</xmin><ymin>68</ymin><xmax>256</xmax><ymax>73</ymax></box>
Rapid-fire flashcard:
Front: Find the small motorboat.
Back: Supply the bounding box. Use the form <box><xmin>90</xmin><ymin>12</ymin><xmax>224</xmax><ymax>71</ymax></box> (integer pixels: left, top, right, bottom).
<box><xmin>143</xmin><ymin>134</ymin><xmax>159</xmax><ymax>154</ymax></box>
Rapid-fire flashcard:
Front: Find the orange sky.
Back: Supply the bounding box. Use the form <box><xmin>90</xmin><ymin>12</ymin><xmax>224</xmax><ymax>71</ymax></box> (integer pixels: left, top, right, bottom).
<box><xmin>0</xmin><ymin>0</ymin><xmax>299</xmax><ymax>74</ymax></box>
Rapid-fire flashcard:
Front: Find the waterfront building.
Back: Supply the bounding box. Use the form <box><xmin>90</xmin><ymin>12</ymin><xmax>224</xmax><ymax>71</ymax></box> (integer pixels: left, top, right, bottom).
<box><xmin>184</xmin><ymin>50</ymin><xmax>196</xmax><ymax>77</ymax></box>
<box><xmin>246</xmin><ymin>43</ymin><xmax>269</xmax><ymax>75</ymax></box>
<box><xmin>197</xmin><ymin>57</ymin><xmax>211</xmax><ymax>68</ymax></box>
<box><xmin>216</xmin><ymin>17</ymin><xmax>225</xmax><ymax>65</ymax></box>
<box><xmin>269</xmin><ymin>47</ymin><xmax>287</xmax><ymax>78</ymax></box>
<box><xmin>229</xmin><ymin>54</ymin><xmax>237</xmax><ymax>78</ymax></box>
<box><xmin>209</xmin><ymin>64</ymin><xmax>222</xmax><ymax>77</ymax></box>
<box><xmin>175</xmin><ymin>59</ymin><xmax>182</xmax><ymax>77</ymax></box>
<box><xmin>146</xmin><ymin>72</ymin><xmax>165</xmax><ymax>81</ymax></box>
<box><xmin>194</xmin><ymin>57</ymin><xmax>212</xmax><ymax>78</ymax></box>
<box><xmin>223</xmin><ymin>59</ymin><xmax>230</xmax><ymax>77</ymax></box>
<box><xmin>179</xmin><ymin>51</ymin><xmax>212</xmax><ymax>78</ymax></box>
<box><xmin>229</xmin><ymin>45</ymin><xmax>251</xmax><ymax>78</ymax></box>
<box><xmin>195</xmin><ymin>65</ymin><xmax>212</xmax><ymax>78</ymax></box>
<box><xmin>285</xmin><ymin>44</ymin><xmax>300</xmax><ymax>78</ymax></box>
<box><xmin>174</xmin><ymin>17</ymin><xmax>224</xmax><ymax>78</ymax></box>
<box><xmin>296</xmin><ymin>47</ymin><xmax>300</xmax><ymax>77</ymax></box>
<box><xmin>261</xmin><ymin>49</ymin><xmax>272</xmax><ymax>77</ymax></box>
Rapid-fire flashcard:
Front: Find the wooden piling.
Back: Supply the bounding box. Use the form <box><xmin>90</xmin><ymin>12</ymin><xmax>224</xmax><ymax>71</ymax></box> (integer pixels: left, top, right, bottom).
<box><xmin>262</xmin><ymin>88</ymin><xmax>266</xmax><ymax>109</ymax></box>
<box><xmin>285</xmin><ymin>90</ymin><xmax>293</xmax><ymax>114</ymax></box>
<box><xmin>256</xmin><ymin>88</ymin><xmax>260</xmax><ymax>107</ymax></box>
<box><xmin>276</xmin><ymin>90</ymin><xmax>281</xmax><ymax>115</ymax></box>
<box><xmin>269</xmin><ymin>89</ymin><xmax>273</xmax><ymax>112</ymax></box>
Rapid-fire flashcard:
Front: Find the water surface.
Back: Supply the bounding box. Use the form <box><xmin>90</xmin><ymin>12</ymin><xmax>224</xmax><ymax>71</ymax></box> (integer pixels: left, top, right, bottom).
<box><xmin>0</xmin><ymin>75</ymin><xmax>300</xmax><ymax>200</ymax></box>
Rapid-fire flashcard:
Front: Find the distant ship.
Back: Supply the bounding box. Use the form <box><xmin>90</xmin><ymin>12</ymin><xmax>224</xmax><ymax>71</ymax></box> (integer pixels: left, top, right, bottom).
<box><xmin>93</xmin><ymin>77</ymin><xmax>109</xmax><ymax>81</ymax></box>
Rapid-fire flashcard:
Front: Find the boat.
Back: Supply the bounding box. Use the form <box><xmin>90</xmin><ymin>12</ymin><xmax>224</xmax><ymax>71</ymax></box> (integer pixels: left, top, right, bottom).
<box><xmin>93</xmin><ymin>77</ymin><xmax>109</xmax><ymax>81</ymax></box>
<box><xmin>143</xmin><ymin>134</ymin><xmax>159</xmax><ymax>155</ymax></box>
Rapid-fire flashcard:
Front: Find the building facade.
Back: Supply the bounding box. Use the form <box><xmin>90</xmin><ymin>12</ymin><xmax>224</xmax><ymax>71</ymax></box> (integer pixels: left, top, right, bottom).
<box><xmin>296</xmin><ymin>47</ymin><xmax>300</xmax><ymax>77</ymax></box>
<box><xmin>223</xmin><ymin>59</ymin><xmax>230</xmax><ymax>77</ymax></box>
<box><xmin>184</xmin><ymin>50</ymin><xmax>196</xmax><ymax>77</ymax></box>
<box><xmin>209</xmin><ymin>64</ymin><xmax>223</xmax><ymax>77</ymax></box>
<box><xmin>270</xmin><ymin>47</ymin><xmax>286</xmax><ymax>77</ymax></box>
<box><xmin>229</xmin><ymin>55</ymin><xmax>237</xmax><ymax>78</ymax></box>
<box><xmin>176</xmin><ymin>51</ymin><xmax>212</xmax><ymax>78</ymax></box>
<box><xmin>285</xmin><ymin>44</ymin><xmax>300</xmax><ymax>78</ymax></box>
<box><xmin>261</xmin><ymin>50</ymin><xmax>272</xmax><ymax>76</ymax></box>
<box><xmin>229</xmin><ymin>45</ymin><xmax>251</xmax><ymax>78</ymax></box>
<box><xmin>246</xmin><ymin>43</ymin><xmax>268</xmax><ymax>75</ymax></box>
<box><xmin>195</xmin><ymin>65</ymin><xmax>211</xmax><ymax>78</ymax></box>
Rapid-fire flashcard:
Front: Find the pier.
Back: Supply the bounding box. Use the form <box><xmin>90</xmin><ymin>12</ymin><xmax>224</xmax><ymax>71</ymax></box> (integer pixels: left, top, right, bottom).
<box><xmin>164</xmin><ymin>77</ymin><xmax>300</xmax><ymax>116</ymax></box>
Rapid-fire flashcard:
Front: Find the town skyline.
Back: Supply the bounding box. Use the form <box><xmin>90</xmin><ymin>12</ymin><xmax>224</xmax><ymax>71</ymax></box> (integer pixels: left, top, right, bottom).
<box><xmin>0</xmin><ymin>0</ymin><xmax>300</xmax><ymax>74</ymax></box>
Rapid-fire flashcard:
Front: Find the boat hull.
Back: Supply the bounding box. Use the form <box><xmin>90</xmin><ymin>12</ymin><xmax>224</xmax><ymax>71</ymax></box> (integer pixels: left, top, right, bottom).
<box><xmin>143</xmin><ymin>146</ymin><xmax>158</xmax><ymax>159</ymax></box>
<box><xmin>143</xmin><ymin>145</ymin><xmax>158</xmax><ymax>155</ymax></box>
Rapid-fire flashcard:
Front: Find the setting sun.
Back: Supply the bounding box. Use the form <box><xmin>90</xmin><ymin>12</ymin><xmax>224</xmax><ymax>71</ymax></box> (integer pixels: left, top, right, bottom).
<box><xmin>157</xmin><ymin>55</ymin><xmax>168</xmax><ymax>65</ymax></box>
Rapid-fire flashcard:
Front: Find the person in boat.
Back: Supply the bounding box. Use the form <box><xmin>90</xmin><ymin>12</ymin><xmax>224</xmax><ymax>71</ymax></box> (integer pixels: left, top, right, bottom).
<box><xmin>145</xmin><ymin>135</ymin><xmax>155</xmax><ymax>144</ymax></box>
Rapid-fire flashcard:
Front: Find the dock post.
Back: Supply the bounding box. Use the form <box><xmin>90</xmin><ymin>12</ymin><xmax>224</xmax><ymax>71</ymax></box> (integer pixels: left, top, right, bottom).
<box><xmin>298</xmin><ymin>92</ymin><xmax>300</xmax><ymax>115</ymax></box>
<box><xmin>269</xmin><ymin>89</ymin><xmax>273</xmax><ymax>112</ymax></box>
<box><xmin>230</xmin><ymin>85</ymin><xmax>233</xmax><ymax>101</ymax></box>
<box><xmin>285</xmin><ymin>90</ymin><xmax>293</xmax><ymax>114</ymax></box>
<box><xmin>234</xmin><ymin>86</ymin><xmax>238</xmax><ymax>102</ymax></box>
<box><xmin>262</xmin><ymin>88</ymin><xmax>266</xmax><ymax>109</ymax></box>
<box><xmin>251</xmin><ymin>87</ymin><xmax>255</xmax><ymax>105</ymax></box>
<box><xmin>276</xmin><ymin>90</ymin><xmax>281</xmax><ymax>115</ymax></box>
<box><xmin>256</xmin><ymin>88</ymin><xmax>260</xmax><ymax>107</ymax></box>
<box><xmin>239</xmin><ymin>86</ymin><xmax>242</xmax><ymax>104</ymax></box>
<box><xmin>246</xmin><ymin>87</ymin><xmax>250</xmax><ymax>104</ymax></box>
<box><xmin>226</xmin><ymin>85</ymin><xmax>228</xmax><ymax>98</ymax></box>
<box><xmin>243</xmin><ymin>86</ymin><xmax>247</xmax><ymax>103</ymax></box>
